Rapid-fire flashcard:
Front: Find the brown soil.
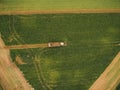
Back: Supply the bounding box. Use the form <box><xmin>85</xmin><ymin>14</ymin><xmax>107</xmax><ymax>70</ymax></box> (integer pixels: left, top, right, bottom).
<box><xmin>4</xmin><ymin>43</ymin><xmax>48</xmax><ymax>49</ymax></box>
<box><xmin>0</xmin><ymin>9</ymin><xmax>120</xmax><ymax>15</ymax></box>
<box><xmin>89</xmin><ymin>52</ymin><xmax>120</xmax><ymax>90</ymax></box>
<box><xmin>15</xmin><ymin>56</ymin><xmax>27</xmax><ymax>65</ymax></box>
<box><xmin>0</xmin><ymin>37</ymin><xmax>34</xmax><ymax>90</ymax></box>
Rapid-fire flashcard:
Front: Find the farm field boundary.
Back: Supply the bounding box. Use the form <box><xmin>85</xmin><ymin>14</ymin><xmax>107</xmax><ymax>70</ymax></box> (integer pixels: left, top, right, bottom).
<box><xmin>0</xmin><ymin>37</ymin><xmax>34</xmax><ymax>90</ymax></box>
<box><xmin>0</xmin><ymin>9</ymin><xmax>120</xmax><ymax>15</ymax></box>
<box><xmin>89</xmin><ymin>52</ymin><xmax>120</xmax><ymax>90</ymax></box>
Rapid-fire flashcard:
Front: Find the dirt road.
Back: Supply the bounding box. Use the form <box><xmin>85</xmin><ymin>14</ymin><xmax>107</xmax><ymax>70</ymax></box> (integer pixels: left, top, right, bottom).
<box><xmin>0</xmin><ymin>37</ymin><xmax>34</xmax><ymax>90</ymax></box>
<box><xmin>0</xmin><ymin>9</ymin><xmax>120</xmax><ymax>15</ymax></box>
<box><xmin>4</xmin><ymin>43</ymin><xmax>48</xmax><ymax>49</ymax></box>
<box><xmin>89</xmin><ymin>52</ymin><xmax>120</xmax><ymax>90</ymax></box>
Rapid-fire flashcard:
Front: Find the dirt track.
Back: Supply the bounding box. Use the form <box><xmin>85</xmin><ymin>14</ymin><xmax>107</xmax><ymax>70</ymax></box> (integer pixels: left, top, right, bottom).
<box><xmin>89</xmin><ymin>52</ymin><xmax>120</xmax><ymax>90</ymax></box>
<box><xmin>0</xmin><ymin>37</ymin><xmax>34</xmax><ymax>90</ymax></box>
<box><xmin>0</xmin><ymin>9</ymin><xmax>120</xmax><ymax>15</ymax></box>
<box><xmin>4</xmin><ymin>43</ymin><xmax>48</xmax><ymax>49</ymax></box>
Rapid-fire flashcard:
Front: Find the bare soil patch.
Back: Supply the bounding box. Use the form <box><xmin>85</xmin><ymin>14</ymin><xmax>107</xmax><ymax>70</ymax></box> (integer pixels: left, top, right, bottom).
<box><xmin>15</xmin><ymin>56</ymin><xmax>27</xmax><ymax>65</ymax></box>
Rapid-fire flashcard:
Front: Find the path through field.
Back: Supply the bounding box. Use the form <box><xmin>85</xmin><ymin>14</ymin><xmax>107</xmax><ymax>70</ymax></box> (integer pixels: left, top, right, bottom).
<box><xmin>0</xmin><ymin>9</ymin><xmax>120</xmax><ymax>15</ymax></box>
<box><xmin>4</xmin><ymin>43</ymin><xmax>48</xmax><ymax>49</ymax></box>
<box><xmin>89</xmin><ymin>52</ymin><xmax>120</xmax><ymax>90</ymax></box>
<box><xmin>0</xmin><ymin>37</ymin><xmax>34</xmax><ymax>90</ymax></box>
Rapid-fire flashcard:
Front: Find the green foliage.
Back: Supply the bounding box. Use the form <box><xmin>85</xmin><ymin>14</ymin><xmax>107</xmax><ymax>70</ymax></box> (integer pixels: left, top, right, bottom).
<box><xmin>116</xmin><ymin>84</ymin><xmax>120</xmax><ymax>90</ymax></box>
<box><xmin>0</xmin><ymin>14</ymin><xmax>120</xmax><ymax>90</ymax></box>
<box><xmin>0</xmin><ymin>0</ymin><xmax>120</xmax><ymax>11</ymax></box>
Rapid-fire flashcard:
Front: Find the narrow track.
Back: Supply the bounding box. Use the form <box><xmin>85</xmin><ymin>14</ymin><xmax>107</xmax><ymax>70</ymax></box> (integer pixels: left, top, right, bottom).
<box><xmin>4</xmin><ymin>44</ymin><xmax>48</xmax><ymax>49</ymax></box>
<box><xmin>3</xmin><ymin>42</ymin><xmax>66</xmax><ymax>49</ymax></box>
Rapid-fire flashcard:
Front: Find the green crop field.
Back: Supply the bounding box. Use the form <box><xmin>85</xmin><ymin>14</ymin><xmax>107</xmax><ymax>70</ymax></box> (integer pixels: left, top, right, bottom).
<box><xmin>0</xmin><ymin>14</ymin><xmax>120</xmax><ymax>90</ymax></box>
<box><xmin>0</xmin><ymin>0</ymin><xmax>120</xmax><ymax>11</ymax></box>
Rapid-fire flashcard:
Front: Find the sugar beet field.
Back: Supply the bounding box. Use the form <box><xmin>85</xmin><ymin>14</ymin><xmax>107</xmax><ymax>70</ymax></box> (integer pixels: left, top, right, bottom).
<box><xmin>0</xmin><ymin>14</ymin><xmax>120</xmax><ymax>90</ymax></box>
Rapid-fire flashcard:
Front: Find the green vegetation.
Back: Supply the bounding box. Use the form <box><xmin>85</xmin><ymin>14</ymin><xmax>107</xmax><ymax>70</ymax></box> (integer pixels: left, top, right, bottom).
<box><xmin>116</xmin><ymin>84</ymin><xmax>120</xmax><ymax>90</ymax></box>
<box><xmin>0</xmin><ymin>85</ymin><xmax>3</xmax><ymax>90</ymax></box>
<box><xmin>0</xmin><ymin>14</ymin><xmax>120</xmax><ymax>90</ymax></box>
<box><xmin>0</xmin><ymin>0</ymin><xmax>120</xmax><ymax>11</ymax></box>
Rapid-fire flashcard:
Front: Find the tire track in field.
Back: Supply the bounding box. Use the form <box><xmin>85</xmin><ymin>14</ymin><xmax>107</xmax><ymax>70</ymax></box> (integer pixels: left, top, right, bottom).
<box><xmin>34</xmin><ymin>54</ymin><xmax>52</xmax><ymax>90</ymax></box>
<box><xmin>8</xmin><ymin>16</ymin><xmax>50</xmax><ymax>89</ymax></box>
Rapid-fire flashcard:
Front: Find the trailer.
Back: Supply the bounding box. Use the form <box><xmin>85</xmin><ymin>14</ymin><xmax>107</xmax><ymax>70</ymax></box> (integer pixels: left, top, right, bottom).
<box><xmin>48</xmin><ymin>42</ymin><xmax>66</xmax><ymax>47</ymax></box>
